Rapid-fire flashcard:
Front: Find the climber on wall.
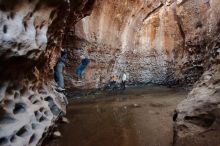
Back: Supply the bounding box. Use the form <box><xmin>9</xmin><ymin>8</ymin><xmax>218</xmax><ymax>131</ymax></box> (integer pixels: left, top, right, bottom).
<box><xmin>76</xmin><ymin>55</ymin><xmax>90</xmax><ymax>80</ymax></box>
<box><xmin>54</xmin><ymin>48</ymin><xmax>68</xmax><ymax>91</ymax></box>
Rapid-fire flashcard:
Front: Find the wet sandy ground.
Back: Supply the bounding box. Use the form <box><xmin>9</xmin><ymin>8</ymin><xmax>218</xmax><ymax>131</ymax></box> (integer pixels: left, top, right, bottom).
<box><xmin>44</xmin><ymin>86</ymin><xmax>187</xmax><ymax>146</ymax></box>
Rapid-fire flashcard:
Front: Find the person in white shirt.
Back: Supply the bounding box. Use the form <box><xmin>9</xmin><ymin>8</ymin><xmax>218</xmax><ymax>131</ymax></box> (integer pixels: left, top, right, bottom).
<box><xmin>121</xmin><ymin>72</ymin><xmax>127</xmax><ymax>90</ymax></box>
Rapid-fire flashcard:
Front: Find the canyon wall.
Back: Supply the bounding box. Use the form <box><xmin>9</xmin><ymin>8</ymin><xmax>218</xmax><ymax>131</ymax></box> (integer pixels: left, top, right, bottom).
<box><xmin>0</xmin><ymin>0</ymin><xmax>94</xmax><ymax>146</ymax></box>
<box><xmin>173</xmin><ymin>1</ymin><xmax>220</xmax><ymax>145</ymax></box>
<box><xmin>66</xmin><ymin>0</ymin><xmax>179</xmax><ymax>89</ymax></box>
<box><xmin>66</xmin><ymin>0</ymin><xmax>217</xmax><ymax>89</ymax></box>
<box><xmin>67</xmin><ymin>0</ymin><xmax>220</xmax><ymax>146</ymax></box>
<box><xmin>0</xmin><ymin>0</ymin><xmax>219</xmax><ymax>145</ymax></box>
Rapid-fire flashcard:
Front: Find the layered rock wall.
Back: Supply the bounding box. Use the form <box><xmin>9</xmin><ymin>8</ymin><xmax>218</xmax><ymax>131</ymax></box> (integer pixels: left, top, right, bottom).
<box><xmin>67</xmin><ymin>0</ymin><xmax>179</xmax><ymax>89</ymax></box>
<box><xmin>66</xmin><ymin>0</ymin><xmax>218</xmax><ymax>89</ymax></box>
<box><xmin>67</xmin><ymin>0</ymin><xmax>213</xmax><ymax>88</ymax></box>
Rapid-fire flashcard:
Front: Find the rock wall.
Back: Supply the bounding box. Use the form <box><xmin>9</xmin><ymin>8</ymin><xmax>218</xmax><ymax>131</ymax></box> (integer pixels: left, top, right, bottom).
<box><xmin>173</xmin><ymin>0</ymin><xmax>220</xmax><ymax>145</ymax></box>
<box><xmin>0</xmin><ymin>0</ymin><xmax>220</xmax><ymax>145</ymax></box>
<box><xmin>66</xmin><ymin>0</ymin><xmax>218</xmax><ymax>89</ymax></box>
<box><xmin>66</xmin><ymin>0</ymin><xmax>179</xmax><ymax>89</ymax></box>
<box><xmin>0</xmin><ymin>0</ymin><xmax>95</xmax><ymax>146</ymax></box>
<box><xmin>65</xmin><ymin>0</ymin><xmax>220</xmax><ymax>145</ymax></box>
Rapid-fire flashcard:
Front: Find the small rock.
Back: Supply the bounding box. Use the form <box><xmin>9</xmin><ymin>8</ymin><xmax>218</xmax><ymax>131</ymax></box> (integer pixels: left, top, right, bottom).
<box><xmin>133</xmin><ymin>103</ymin><xmax>141</xmax><ymax>108</ymax></box>
<box><xmin>53</xmin><ymin>131</ymin><xmax>62</xmax><ymax>138</ymax></box>
<box><xmin>61</xmin><ymin>117</ymin><xmax>70</xmax><ymax>124</ymax></box>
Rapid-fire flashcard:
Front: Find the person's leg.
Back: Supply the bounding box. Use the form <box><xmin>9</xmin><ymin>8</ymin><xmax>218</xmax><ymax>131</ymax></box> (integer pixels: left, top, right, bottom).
<box><xmin>76</xmin><ymin>64</ymin><xmax>83</xmax><ymax>78</ymax></box>
<box><xmin>56</xmin><ymin>62</ymin><xmax>65</xmax><ymax>88</ymax></box>
<box><xmin>79</xmin><ymin>64</ymin><xmax>86</xmax><ymax>78</ymax></box>
<box><xmin>122</xmin><ymin>81</ymin><xmax>126</xmax><ymax>90</ymax></box>
<box><xmin>112</xmin><ymin>81</ymin><xmax>116</xmax><ymax>91</ymax></box>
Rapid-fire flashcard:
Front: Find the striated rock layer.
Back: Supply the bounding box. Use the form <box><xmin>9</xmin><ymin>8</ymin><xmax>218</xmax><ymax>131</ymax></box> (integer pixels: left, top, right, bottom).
<box><xmin>0</xmin><ymin>0</ymin><xmax>95</xmax><ymax>146</ymax></box>
<box><xmin>66</xmin><ymin>0</ymin><xmax>179</xmax><ymax>89</ymax></box>
<box><xmin>66</xmin><ymin>0</ymin><xmax>218</xmax><ymax>89</ymax></box>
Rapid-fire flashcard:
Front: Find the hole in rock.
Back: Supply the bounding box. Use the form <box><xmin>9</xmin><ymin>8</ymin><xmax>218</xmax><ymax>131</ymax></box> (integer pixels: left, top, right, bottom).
<box><xmin>0</xmin><ymin>137</ymin><xmax>8</xmax><ymax>145</ymax></box>
<box><xmin>34</xmin><ymin>111</ymin><xmax>41</xmax><ymax>120</ymax></box>
<box><xmin>173</xmin><ymin>110</ymin><xmax>178</xmax><ymax>121</ymax></box>
<box><xmin>14</xmin><ymin>92</ymin><xmax>20</xmax><ymax>100</ymax></box>
<box><xmin>49</xmin><ymin>10</ymin><xmax>56</xmax><ymax>20</ymax></box>
<box><xmin>39</xmin><ymin>116</ymin><xmax>47</xmax><ymax>122</ymax></box>
<box><xmin>17</xmin><ymin>43</ymin><xmax>22</xmax><ymax>50</ymax></box>
<box><xmin>184</xmin><ymin>114</ymin><xmax>216</xmax><ymax>128</ymax></box>
<box><xmin>13</xmin><ymin>103</ymin><xmax>26</xmax><ymax>114</ymax></box>
<box><xmin>32</xmin><ymin>123</ymin><xmax>40</xmax><ymax>130</ymax></box>
<box><xmin>44</xmin><ymin>111</ymin><xmax>49</xmax><ymax>116</ymax></box>
<box><xmin>28</xmin><ymin>95</ymin><xmax>35</xmax><ymax>101</ymax></box>
<box><xmin>3</xmin><ymin>25</ymin><xmax>7</xmax><ymax>33</ymax></box>
<box><xmin>10</xmin><ymin>135</ymin><xmax>16</xmax><ymax>143</ymax></box>
<box><xmin>195</xmin><ymin>21</ymin><xmax>203</xmax><ymax>29</ymax></box>
<box><xmin>23</xmin><ymin>21</ymin><xmax>28</xmax><ymax>31</ymax></box>
<box><xmin>33</xmin><ymin>100</ymin><xmax>40</xmax><ymax>104</ymax></box>
<box><xmin>29</xmin><ymin>134</ymin><xmax>37</xmax><ymax>144</ymax></box>
<box><xmin>39</xmin><ymin>107</ymin><xmax>44</xmax><ymax>112</ymax></box>
<box><xmin>16</xmin><ymin>126</ymin><xmax>29</xmax><ymax>137</ymax></box>
<box><xmin>29</xmin><ymin>12</ymin><xmax>33</xmax><ymax>17</ymax></box>
<box><xmin>40</xmin><ymin>23</ymin><xmax>44</xmax><ymax>29</ymax></box>
<box><xmin>44</xmin><ymin>96</ymin><xmax>53</xmax><ymax>102</ymax></box>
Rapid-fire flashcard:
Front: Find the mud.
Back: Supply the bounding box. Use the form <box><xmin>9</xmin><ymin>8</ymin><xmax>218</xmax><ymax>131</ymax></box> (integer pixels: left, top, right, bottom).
<box><xmin>43</xmin><ymin>86</ymin><xmax>187</xmax><ymax>146</ymax></box>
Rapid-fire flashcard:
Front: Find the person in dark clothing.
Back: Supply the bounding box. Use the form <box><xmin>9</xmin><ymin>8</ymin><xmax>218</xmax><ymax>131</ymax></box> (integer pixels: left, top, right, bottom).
<box><xmin>121</xmin><ymin>72</ymin><xmax>127</xmax><ymax>90</ymax></box>
<box><xmin>76</xmin><ymin>55</ymin><xmax>90</xmax><ymax>79</ymax></box>
<box><xmin>54</xmin><ymin>48</ymin><xmax>68</xmax><ymax>90</ymax></box>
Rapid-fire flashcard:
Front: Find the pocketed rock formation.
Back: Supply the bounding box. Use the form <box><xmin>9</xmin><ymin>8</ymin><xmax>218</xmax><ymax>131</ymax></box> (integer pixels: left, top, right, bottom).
<box><xmin>173</xmin><ymin>35</ymin><xmax>220</xmax><ymax>145</ymax></box>
<box><xmin>0</xmin><ymin>81</ymin><xmax>66</xmax><ymax>146</ymax></box>
<box><xmin>0</xmin><ymin>0</ymin><xmax>95</xmax><ymax>146</ymax></box>
<box><xmin>172</xmin><ymin>1</ymin><xmax>220</xmax><ymax>146</ymax></box>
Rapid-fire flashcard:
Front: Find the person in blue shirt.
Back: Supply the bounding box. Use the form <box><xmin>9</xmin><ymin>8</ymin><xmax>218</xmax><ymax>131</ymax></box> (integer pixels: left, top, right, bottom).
<box><xmin>76</xmin><ymin>55</ymin><xmax>90</xmax><ymax>79</ymax></box>
<box><xmin>54</xmin><ymin>48</ymin><xmax>68</xmax><ymax>91</ymax></box>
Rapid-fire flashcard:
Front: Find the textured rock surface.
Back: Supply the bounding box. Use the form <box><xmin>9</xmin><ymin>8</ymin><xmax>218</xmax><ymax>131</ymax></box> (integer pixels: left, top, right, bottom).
<box><xmin>0</xmin><ymin>0</ymin><xmax>220</xmax><ymax>145</ymax></box>
<box><xmin>66</xmin><ymin>0</ymin><xmax>217</xmax><ymax>89</ymax></box>
<box><xmin>174</xmin><ymin>37</ymin><xmax>220</xmax><ymax>145</ymax></box>
<box><xmin>65</xmin><ymin>0</ymin><xmax>220</xmax><ymax>145</ymax></box>
<box><xmin>0</xmin><ymin>0</ymin><xmax>95</xmax><ymax>146</ymax></box>
<box><xmin>66</xmin><ymin>0</ymin><xmax>179</xmax><ymax>89</ymax></box>
<box><xmin>173</xmin><ymin>0</ymin><xmax>220</xmax><ymax>145</ymax></box>
<box><xmin>0</xmin><ymin>81</ymin><xmax>66</xmax><ymax>146</ymax></box>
